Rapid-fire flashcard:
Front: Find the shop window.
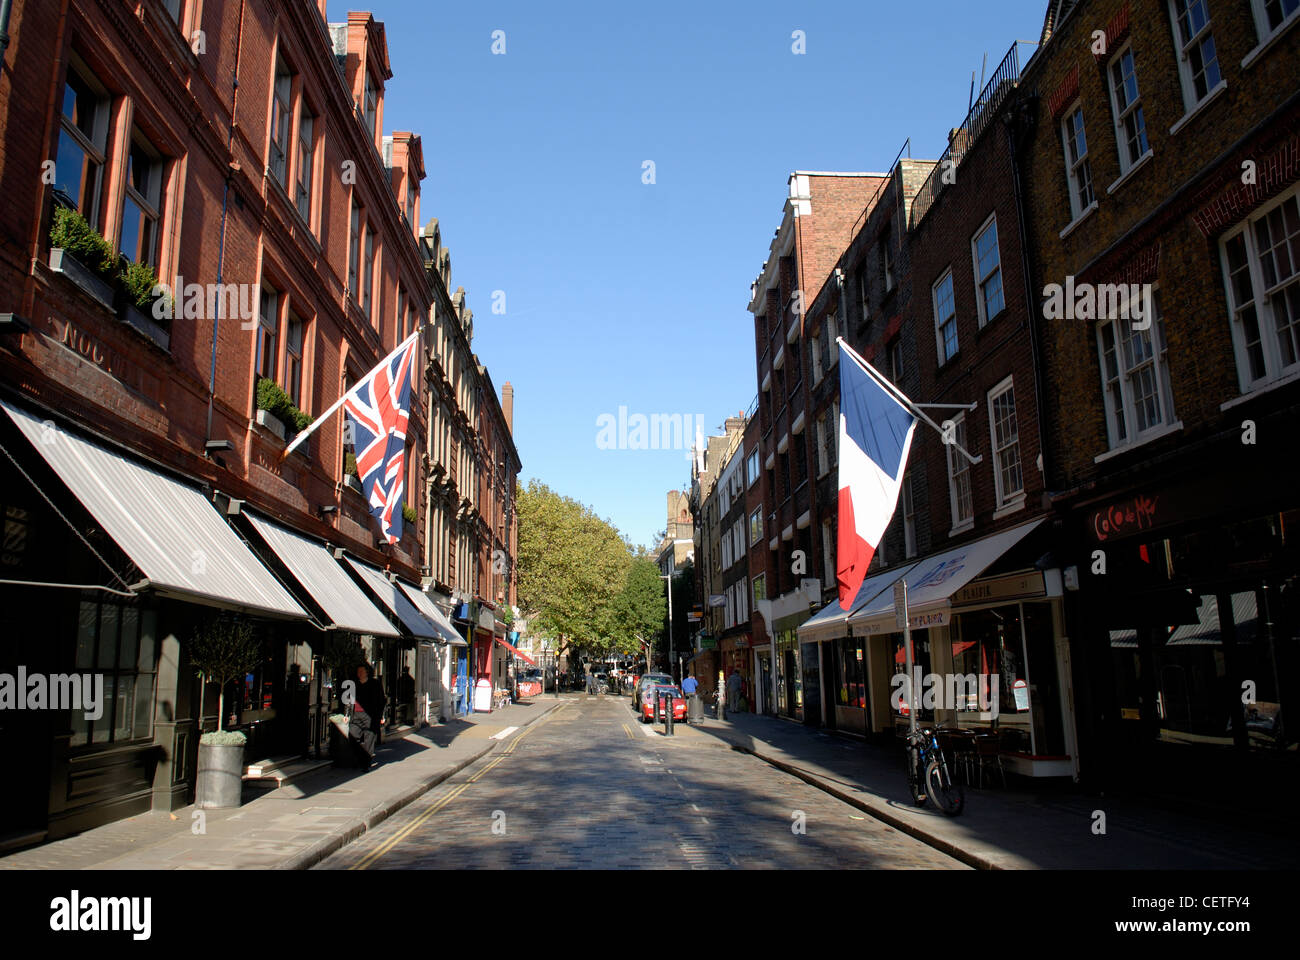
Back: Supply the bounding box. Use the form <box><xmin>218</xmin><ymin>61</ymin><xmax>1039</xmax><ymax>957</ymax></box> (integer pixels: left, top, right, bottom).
<box><xmin>835</xmin><ymin>637</ymin><xmax>867</xmax><ymax>709</ymax></box>
<box><xmin>54</xmin><ymin>64</ymin><xmax>109</xmax><ymax>227</ymax></box>
<box><xmin>69</xmin><ymin>599</ymin><xmax>157</xmax><ymax>747</ymax></box>
<box><xmin>1220</xmin><ymin>186</ymin><xmax>1300</xmax><ymax>392</ymax></box>
<box><xmin>1168</xmin><ymin>0</ymin><xmax>1221</xmax><ymax>110</ymax></box>
<box><xmin>891</xmin><ymin>630</ymin><xmax>932</xmax><ymax>721</ymax></box>
<box><xmin>950</xmin><ymin>606</ymin><xmax>1030</xmax><ymax>748</ymax></box>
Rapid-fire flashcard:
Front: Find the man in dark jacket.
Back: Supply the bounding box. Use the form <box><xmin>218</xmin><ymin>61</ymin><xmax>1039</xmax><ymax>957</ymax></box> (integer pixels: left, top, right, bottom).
<box><xmin>351</xmin><ymin>662</ymin><xmax>386</xmax><ymax>770</ymax></box>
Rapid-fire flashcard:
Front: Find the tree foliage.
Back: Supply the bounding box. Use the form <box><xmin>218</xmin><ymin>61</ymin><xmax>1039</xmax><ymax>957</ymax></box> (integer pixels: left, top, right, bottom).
<box><xmin>188</xmin><ymin>615</ymin><xmax>263</xmax><ymax>731</ymax></box>
<box><xmin>517</xmin><ymin>480</ymin><xmax>666</xmax><ymax>660</ymax></box>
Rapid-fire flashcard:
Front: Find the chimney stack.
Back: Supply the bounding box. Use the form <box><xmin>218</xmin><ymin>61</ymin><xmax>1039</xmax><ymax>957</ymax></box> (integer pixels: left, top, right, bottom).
<box><xmin>502</xmin><ymin>381</ymin><xmax>514</xmax><ymax>433</ymax></box>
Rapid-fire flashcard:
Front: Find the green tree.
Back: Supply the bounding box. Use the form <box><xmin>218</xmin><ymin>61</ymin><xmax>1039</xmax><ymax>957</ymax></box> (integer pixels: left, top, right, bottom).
<box><xmin>516</xmin><ymin>480</ymin><xmax>632</xmax><ymax>661</ymax></box>
<box><xmin>188</xmin><ymin>615</ymin><xmax>263</xmax><ymax>731</ymax></box>
<box><xmin>609</xmin><ymin>557</ymin><xmax>667</xmax><ymax>656</ymax></box>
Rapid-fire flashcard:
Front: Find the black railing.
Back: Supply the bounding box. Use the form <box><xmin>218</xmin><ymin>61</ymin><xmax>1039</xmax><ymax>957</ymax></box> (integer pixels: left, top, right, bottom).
<box><xmin>851</xmin><ymin>138</ymin><xmax>911</xmax><ymax>240</ymax></box>
<box><xmin>911</xmin><ymin>41</ymin><xmax>1026</xmax><ymax>230</ymax></box>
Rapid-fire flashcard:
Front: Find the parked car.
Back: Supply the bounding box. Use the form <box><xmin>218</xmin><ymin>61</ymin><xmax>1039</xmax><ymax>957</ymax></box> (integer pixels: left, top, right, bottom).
<box><xmin>633</xmin><ymin>673</ymin><xmax>674</xmax><ymax>710</ymax></box>
<box><xmin>640</xmin><ymin>684</ymin><xmax>687</xmax><ymax>723</ymax></box>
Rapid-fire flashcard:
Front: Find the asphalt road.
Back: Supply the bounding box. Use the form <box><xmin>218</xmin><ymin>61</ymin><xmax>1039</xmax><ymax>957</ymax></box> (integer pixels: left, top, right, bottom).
<box><xmin>315</xmin><ymin>692</ymin><xmax>968</xmax><ymax>869</ymax></box>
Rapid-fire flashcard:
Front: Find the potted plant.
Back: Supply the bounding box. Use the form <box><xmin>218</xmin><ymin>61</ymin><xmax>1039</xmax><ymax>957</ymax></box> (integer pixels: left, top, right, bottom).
<box><xmin>401</xmin><ymin>503</ymin><xmax>417</xmax><ymax>525</ymax></box>
<box><xmin>188</xmin><ymin>614</ymin><xmax>263</xmax><ymax>808</ymax></box>
<box><xmin>116</xmin><ymin>259</ymin><xmax>171</xmax><ymax>351</ymax></box>
<box><xmin>48</xmin><ymin>207</ymin><xmax>119</xmax><ymax>308</ymax></box>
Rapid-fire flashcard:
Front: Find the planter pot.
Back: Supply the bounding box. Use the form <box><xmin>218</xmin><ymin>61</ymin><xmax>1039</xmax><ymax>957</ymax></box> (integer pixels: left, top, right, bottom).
<box><xmin>118</xmin><ymin>300</ymin><xmax>171</xmax><ymax>352</ymax></box>
<box><xmin>195</xmin><ymin>741</ymin><xmax>246</xmax><ymax>809</ymax></box>
<box><xmin>49</xmin><ymin>247</ymin><xmax>114</xmax><ymax>310</ymax></box>
<box><xmin>255</xmin><ymin>407</ymin><xmax>287</xmax><ymax>440</ymax></box>
<box><xmin>344</xmin><ymin>473</ymin><xmax>363</xmax><ymax>495</ymax></box>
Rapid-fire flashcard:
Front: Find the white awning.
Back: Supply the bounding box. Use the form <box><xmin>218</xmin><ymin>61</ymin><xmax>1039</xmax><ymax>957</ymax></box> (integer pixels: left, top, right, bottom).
<box><xmin>847</xmin><ymin>518</ymin><xmax>1045</xmax><ymax>635</ymax></box>
<box><xmin>344</xmin><ymin>557</ymin><xmax>439</xmax><ymax>640</ymax></box>
<box><xmin>397</xmin><ymin>580</ymin><xmax>467</xmax><ymax>646</ymax></box>
<box><xmin>1</xmin><ymin>398</ymin><xmax>305</xmax><ymax>619</ymax></box>
<box><xmin>245</xmin><ymin>514</ymin><xmax>398</xmax><ymax>636</ymax></box>
<box><xmin>798</xmin><ymin>561</ymin><xmax>918</xmax><ymax>643</ymax></box>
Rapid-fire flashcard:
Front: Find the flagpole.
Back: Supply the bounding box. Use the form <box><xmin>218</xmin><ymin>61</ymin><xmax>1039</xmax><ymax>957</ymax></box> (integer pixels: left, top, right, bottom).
<box><xmin>280</xmin><ymin>326</ymin><xmax>426</xmax><ymax>460</ymax></box>
<box><xmin>835</xmin><ymin>337</ymin><xmax>982</xmax><ymax>466</ymax></box>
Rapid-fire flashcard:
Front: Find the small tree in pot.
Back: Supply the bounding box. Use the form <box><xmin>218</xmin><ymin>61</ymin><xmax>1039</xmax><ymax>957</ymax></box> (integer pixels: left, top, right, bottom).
<box><xmin>317</xmin><ymin>631</ymin><xmax>365</xmax><ymax>764</ymax></box>
<box><xmin>188</xmin><ymin>614</ymin><xmax>263</xmax><ymax>807</ymax></box>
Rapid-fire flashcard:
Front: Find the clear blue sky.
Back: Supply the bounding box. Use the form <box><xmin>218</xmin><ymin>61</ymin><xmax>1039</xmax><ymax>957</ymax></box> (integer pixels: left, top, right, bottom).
<box><xmin>331</xmin><ymin>0</ymin><xmax>1046</xmax><ymax>551</ymax></box>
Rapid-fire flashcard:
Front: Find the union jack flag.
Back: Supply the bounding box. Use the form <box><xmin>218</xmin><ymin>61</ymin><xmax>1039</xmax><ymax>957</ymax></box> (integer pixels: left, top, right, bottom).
<box><xmin>344</xmin><ymin>331</ymin><xmax>420</xmax><ymax>543</ymax></box>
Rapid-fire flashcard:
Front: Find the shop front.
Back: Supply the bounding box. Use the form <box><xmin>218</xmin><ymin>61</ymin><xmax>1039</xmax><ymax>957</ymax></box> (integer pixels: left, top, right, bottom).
<box><xmin>1066</xmin><ymin>463</ymin><xmax>1299</xmax><ymax>801</ymax></box>
<box><xmin>0</xmin><ymin>397</ymin><xmax>311</xmax><ymax>843</ymax></box>
<box><xmin>846</xmin><ymin>519</ymin><xmax>1078</xmax><ymax>777</ymax></box>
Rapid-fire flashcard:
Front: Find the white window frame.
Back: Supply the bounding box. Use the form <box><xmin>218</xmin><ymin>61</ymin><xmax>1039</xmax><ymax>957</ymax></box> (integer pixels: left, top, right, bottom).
<box><xmin>816</xmin><ymin>414</ymin><xmax>828</xmax><ymax>476</ymax></box>
<box><xmin>750</xmin><ymin>507</ymin><xmax>762</xmax><ymax>545</ymax></box>
<box><xmin>830</xmin><ymin>400</ymin><xmax>839</xmax><ymax>466</ymax></box>
<box><xmin>827</xmin><ymin>312</ymin><xmax>839</xmax><ymax>366</ymax></box>
<box><xmin>971</xmin><ymin>213</ymin><xmax>1005</xmax><ymax>328</ymax></box>
<box><xmin>747</xmin><ymin>450</ymin><xmax>760</xmax><ymax>487</ymax></box>
<box><xmin>858</xmin><ymin>267</ymin><xmax>870</xmax><ymax>321</ymax></box>
<box><xmin>1060</xmin><ymin>102</ymin><xmax>1095</xmax><ymax>219</ymax></box>
<box><xmin>1167</xmin><ymin>0</ymin><xmax>1223</xmax><ymax>112</ymax></box>
<box><xmin>986</xmin><ymin>376</ymin><xmax>1025</xmax><ymax>510</ymax></box>
<box><xmin>1096</xmin><ymin>288</ymin><xmax>1177</xmax><ymax>448</ymax></box>
<box><xmin>811</xmin><ymin>324</ymin><xmax>825</xmax><ymax>385</ymax></box>
<box><xmin>1106</xmin><ymin>44</ymin><xmax>1150</xmax><ymax>173</ymax></box>
<box><xmin>1219</xmin><ymin>183</ymin><xmax>1300</xmax><ymax>393</ymax></box>
<box><xmin>946</xmin><ymin>412</ymin><xmax>974</xmax><ymax>532</ymax></box>
<box><xmin>753</xmin><ymin>573</ymin><xmax>766</xmax><ymax>605</ymax></box>
<box><xmin>1248</xmin><ymin>0</ymin><xmax>1300</xmax><ymax>50</ymax></box>
<box><xmin>933</xmin><ymin>268</ymin><xmax>958</xmax><ymax>365</ymax></box>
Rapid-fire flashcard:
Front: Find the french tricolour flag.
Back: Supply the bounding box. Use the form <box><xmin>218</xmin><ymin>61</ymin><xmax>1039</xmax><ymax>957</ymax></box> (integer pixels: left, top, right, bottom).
<box><xmin>836</xmin><ymin>341</ymin><xmax>918</xmax><ymax>610</ymax></box>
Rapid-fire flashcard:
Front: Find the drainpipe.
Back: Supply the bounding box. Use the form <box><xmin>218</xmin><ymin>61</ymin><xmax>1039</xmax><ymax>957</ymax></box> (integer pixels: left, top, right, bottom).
<box><xmin>206</xmin><ymin>0</ymin><xmax>247</xmax><ymax>443</ymax></box>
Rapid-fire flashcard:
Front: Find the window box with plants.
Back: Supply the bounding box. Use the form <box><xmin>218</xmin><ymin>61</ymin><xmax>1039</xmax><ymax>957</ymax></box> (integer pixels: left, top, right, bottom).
<box><xmin>254</xmin><ymin>377</ymin><xmax>312</xmax><ymax>454</ymax></box>
<box><xmin>116</xmin><ymin>260</ymin><xmax>171</xmax><ymax>352</ymax></box>
<box><xmin>48</xmin><ymin>206</ymin><xmax>118</xmax><ymax>310</ymax></box>
<box><xmin>343</xmin><ymin>451</ymin><xmax>363</xmax><ymax>494</ymax></box>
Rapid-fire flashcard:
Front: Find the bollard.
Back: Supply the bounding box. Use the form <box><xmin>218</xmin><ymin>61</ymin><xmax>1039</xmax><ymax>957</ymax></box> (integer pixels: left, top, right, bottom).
<box><xmin>664</xmin><ymin>693</ymin><xmax>674</xmax><ymax>736</ymax></box>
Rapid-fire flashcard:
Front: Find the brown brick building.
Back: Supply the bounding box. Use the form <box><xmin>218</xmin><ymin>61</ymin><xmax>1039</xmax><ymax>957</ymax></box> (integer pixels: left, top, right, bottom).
<box><xmin>1017</xmin><ymin>0</ymin><xmax>1300</xmax><ymax>795</ymax></box>
<box><xmin>0</xmin><ymin>1</ymin><xmax>516</xmax><ymax>843</ymax></box>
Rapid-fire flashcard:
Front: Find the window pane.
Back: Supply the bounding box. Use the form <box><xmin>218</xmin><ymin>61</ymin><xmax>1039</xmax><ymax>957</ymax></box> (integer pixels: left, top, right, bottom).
<box><xmin>114</xmin><ymin>675</ymin><xmax>135</xmax><ymax>741</ymax></box>
<box><xmin>76</xmin><ymin>600</ymin><xmax>97</xmax><ymax>669</ymax></box>
<box><xmin>97</xmin><ymin>605</ymin><xmax>120</xmax><ymax>669</ymax></box>
<box><xmin>92</xmin><ymin>676</ymin><xmax>114</xmax><ymax>743</ymax></box>
<box><xmin>119</xmin><ymin>606</ymin><xmax>139</xmax><ymax>674</ymax></box>
<box><xmin>55</xmin><ymin>128</ymin><xmax>90</xmax><ymax>212</ymax></box>
<box><xmin>138</xmin><ymin>609</ymin><xmax>156</xmax><ymax>671</ymax></box>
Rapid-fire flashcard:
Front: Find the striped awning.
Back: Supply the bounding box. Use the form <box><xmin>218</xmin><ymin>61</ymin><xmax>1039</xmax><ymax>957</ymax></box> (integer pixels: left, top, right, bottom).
<box><xmin>397</xmin><ymin>580</ymin><xmax>467</xmax><ymax>646</ymax></box>
<box><xmin>1</xmin><ymin>398</ymin><xmax>305</xmax><ymax>619</ymax></box>
<box><xmin>343</xmin><ymin>557</ymin><xmax>439</xmax><ymax>640</ymax></box>
<box><xmin>245</xmin><ymin>513</ymin><xmax>397</xmax><ymax>636</ymax></box>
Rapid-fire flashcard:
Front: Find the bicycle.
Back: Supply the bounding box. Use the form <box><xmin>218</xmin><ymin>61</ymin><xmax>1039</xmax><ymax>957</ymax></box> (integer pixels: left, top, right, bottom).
<box><xmin>904</xmin><ymin>724</ymin><xmax>965</xmax><ymax>816</ymax></box>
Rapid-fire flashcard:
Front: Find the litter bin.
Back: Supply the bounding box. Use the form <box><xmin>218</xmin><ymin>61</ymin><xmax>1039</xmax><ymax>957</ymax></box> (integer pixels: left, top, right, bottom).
<box><xmin>688</xmin><ymin>694</ymin><xmax>704</xmax><ymax>724</ymax></box>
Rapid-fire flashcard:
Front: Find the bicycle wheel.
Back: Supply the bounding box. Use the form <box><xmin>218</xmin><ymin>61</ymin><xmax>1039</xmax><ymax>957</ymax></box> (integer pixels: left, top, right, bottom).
<box><xmin>926</xmin><ymin>759</ymin><xmax>965</xmax><ymax>816</ymax></box>
<box><xmin>907</xmin><ymin>750</ymin><xmax>928</xmax><ymax>806</ymax></box>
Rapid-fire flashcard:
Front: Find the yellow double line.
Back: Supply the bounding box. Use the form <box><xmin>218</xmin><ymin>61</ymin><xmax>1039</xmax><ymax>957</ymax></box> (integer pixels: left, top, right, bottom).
<box><xmin>351</xmin><ymin>705</ymin><xmax>566</xmax><ymax>870</ymax></box>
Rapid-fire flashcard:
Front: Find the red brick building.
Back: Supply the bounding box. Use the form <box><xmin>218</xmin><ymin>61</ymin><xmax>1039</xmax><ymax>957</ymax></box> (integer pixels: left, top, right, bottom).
<box><xmin>1018</xmin><ymin>0</ymin><xmax>1300</xmax><ymax>797</ymax></box>
<box><xmin>0</xmin><ymin>1</ymin><xmax>515</xmax><ymax>843</ymax></box>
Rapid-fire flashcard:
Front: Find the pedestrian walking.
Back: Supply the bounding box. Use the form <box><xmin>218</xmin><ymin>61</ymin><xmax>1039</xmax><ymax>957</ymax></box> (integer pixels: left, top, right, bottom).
<box><xmin>682</xmin><ymin>671</ymin><xmax>701</xmax><ymax>723</ymax></box>
<box><xmin>350</xmin><ymin>662</ymin><xmax>386</xmax><ymax>771</ymax></box>
<box><xmin>727</xmin><ymin>668</ymin><xmax>742</xmax><ymax>713</ymax></box>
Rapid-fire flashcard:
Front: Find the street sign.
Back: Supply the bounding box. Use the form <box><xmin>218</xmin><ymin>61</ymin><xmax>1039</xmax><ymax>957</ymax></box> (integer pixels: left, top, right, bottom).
<box><xmin>708</xmin><ymin>594</ymin><xmax>726</xmax><ymax>607</ymax></box>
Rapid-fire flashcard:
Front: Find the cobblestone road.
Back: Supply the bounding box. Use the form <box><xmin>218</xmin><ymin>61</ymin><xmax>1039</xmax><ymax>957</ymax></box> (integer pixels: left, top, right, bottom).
<box><xmin>316</xmin><ymin>694</ymin><xmax>967</xmax><ymax>870</ymax></box>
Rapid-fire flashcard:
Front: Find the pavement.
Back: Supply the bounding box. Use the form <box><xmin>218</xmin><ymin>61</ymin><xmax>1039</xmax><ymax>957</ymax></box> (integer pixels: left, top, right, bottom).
<box><xmin>691</xmin><ymin>709</ymin><xmax>1300</xmax><ymax>869</ymax></box>
<box><xmin>0</xmin><ymin>696</ymin><xmax>567</xmax><ymax>871</ymax></box>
